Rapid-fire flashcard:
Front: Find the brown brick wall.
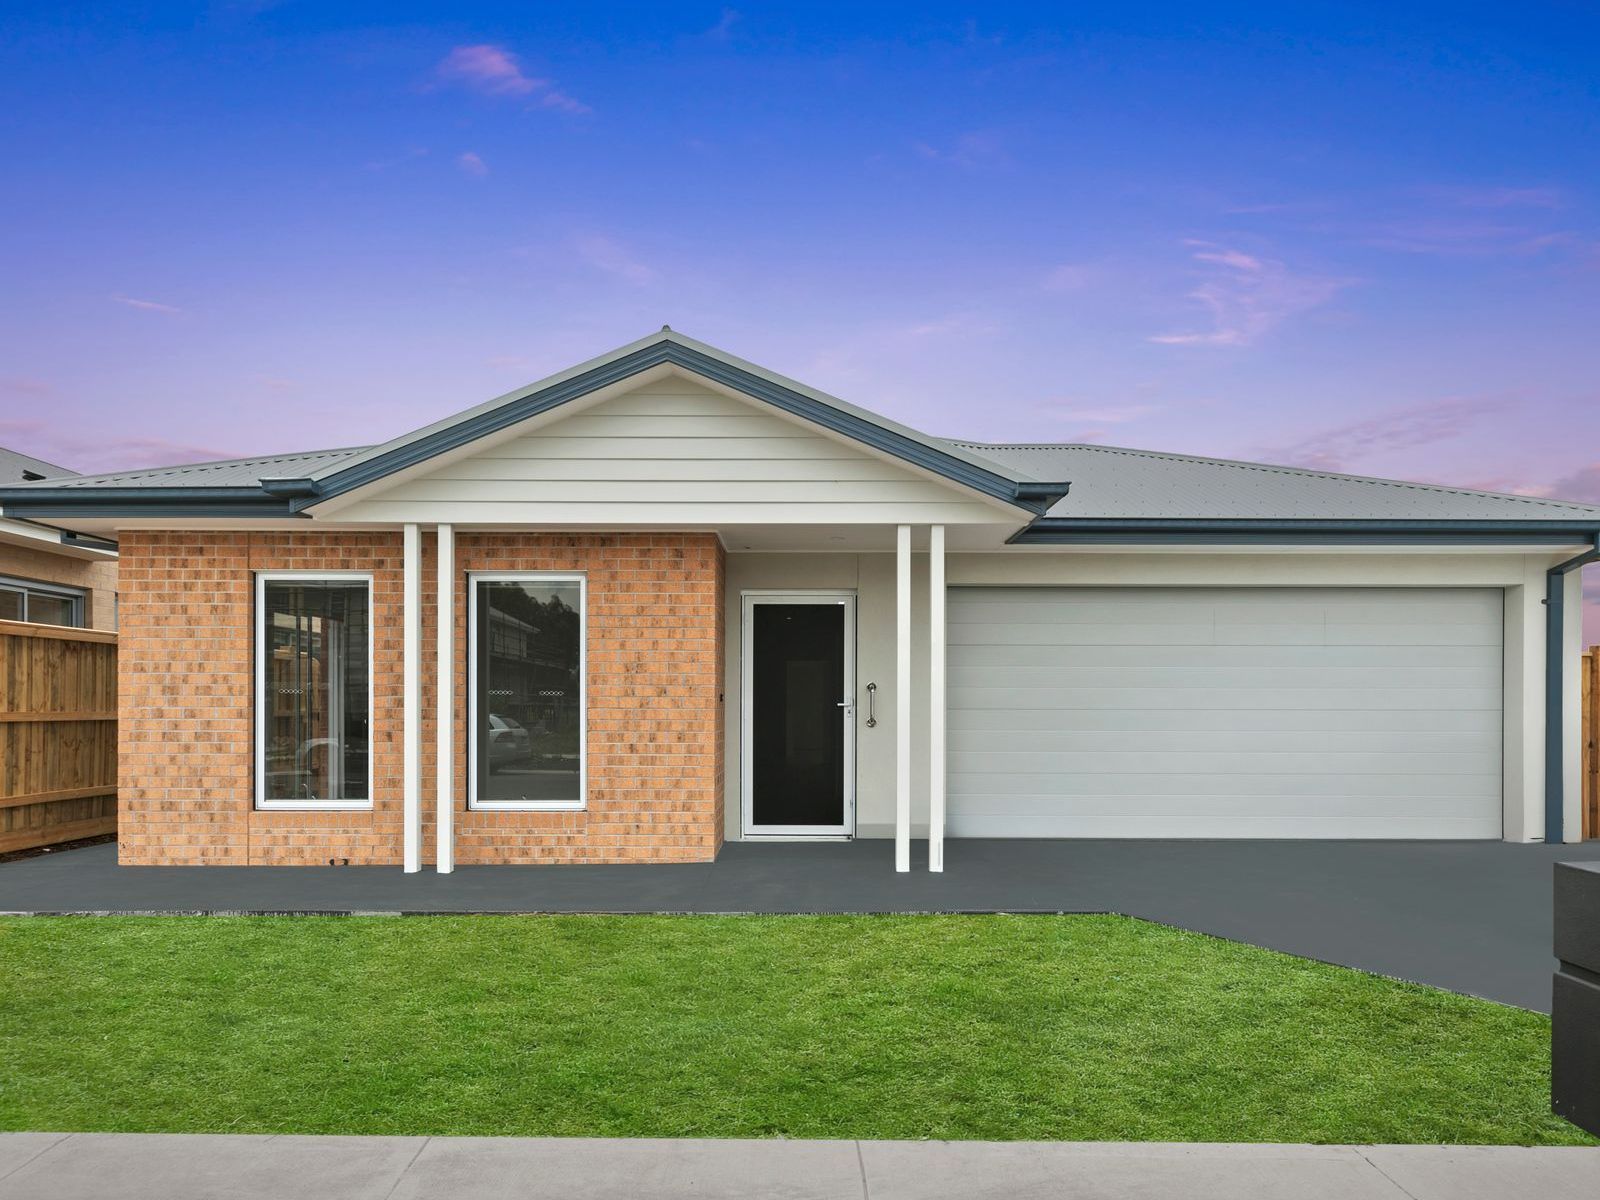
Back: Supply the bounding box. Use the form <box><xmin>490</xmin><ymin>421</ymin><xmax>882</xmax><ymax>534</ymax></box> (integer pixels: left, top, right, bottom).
<box><xmin>117</xmin><ymin>530</ymin><xmax>724</xmax><ymax>866</ymax></box>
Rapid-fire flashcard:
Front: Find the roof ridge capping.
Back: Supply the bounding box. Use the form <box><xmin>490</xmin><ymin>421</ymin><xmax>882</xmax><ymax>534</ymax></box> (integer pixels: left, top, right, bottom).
<box><xmin>943</xmin><ymin>438</ymin><xmax>1600</xmax><ymax>515</ymax></box>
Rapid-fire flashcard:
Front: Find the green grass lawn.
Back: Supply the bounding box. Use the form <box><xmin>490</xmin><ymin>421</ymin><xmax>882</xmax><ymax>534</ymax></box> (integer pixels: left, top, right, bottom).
<box><xmin>0</xmin><ymin>914</ymin><xmax>1589</xmax><ymax>1145</ymax></box>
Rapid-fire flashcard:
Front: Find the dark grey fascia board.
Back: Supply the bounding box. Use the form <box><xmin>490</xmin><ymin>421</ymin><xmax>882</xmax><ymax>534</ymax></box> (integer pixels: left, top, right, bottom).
<box><xmin>293</xmin><ymin>341</ymin><xmax>1056</xmax><ymax>515</ymax></box>
<box><xmin>1545</xmin><ymin>536</ymin><xmax>1600</xmax><ymax>843</ymax></box>
<box><xmin>1011</xmin><ymin>518</ymin><xmax>1600</xmax><ymax>544</ymax></box>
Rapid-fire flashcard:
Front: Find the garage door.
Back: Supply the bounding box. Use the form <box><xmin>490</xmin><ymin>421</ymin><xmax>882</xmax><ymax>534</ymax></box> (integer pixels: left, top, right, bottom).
<box><xmin>947</xmin><ymin>587</ymin><xmax>1503</xmax><ymax>839</ymax></box>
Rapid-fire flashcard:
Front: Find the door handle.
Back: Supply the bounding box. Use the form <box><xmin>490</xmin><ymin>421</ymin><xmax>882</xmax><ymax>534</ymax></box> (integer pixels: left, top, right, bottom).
<box><xmin>864</xmin><ymin>682</ymin><xmax>877</xmax><ymax>728</ymax></box>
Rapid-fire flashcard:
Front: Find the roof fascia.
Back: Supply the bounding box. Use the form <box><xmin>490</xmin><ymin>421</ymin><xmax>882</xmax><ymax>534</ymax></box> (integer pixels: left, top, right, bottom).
<box><xmin>1010</xmin><ymin>517</ymin><xmax>1600</xmax><ymax>545</ymax></box>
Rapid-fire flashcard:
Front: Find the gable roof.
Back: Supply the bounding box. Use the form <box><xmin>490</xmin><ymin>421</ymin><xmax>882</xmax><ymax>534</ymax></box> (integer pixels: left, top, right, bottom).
<box><xmin>1</xmin><ymin>330</ymin><xmax>1598</xmax><ymax>541</ymax></box>
<box><xmin>280</xmin><ymin>329</ymin><xmax>1066</xmax><ymax>514</ymax></box>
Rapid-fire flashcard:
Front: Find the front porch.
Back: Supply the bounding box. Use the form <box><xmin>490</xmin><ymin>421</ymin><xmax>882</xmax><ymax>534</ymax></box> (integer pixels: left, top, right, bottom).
<box><xmin>7</xmin><ymin>837</ymin><xmax>1599</xmax><ymax>1009</ymax></box>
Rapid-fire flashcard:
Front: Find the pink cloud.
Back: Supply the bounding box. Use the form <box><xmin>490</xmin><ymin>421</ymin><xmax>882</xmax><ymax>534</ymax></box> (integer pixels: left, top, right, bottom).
<box><xmin>1150</xmin><ymin>240</ymin><xmax>1351</xmax><ymax>347</ymax></box>
<box><xmin>457</xmin><ymin>151</ymin><xmax>489</xmax><ymax>177</ymax></box>
<box><xmin>112</xmin><ymin>295</ymin><xmax>181</xmax><ymax>314</ymax></box>
<box><xmin>431</xmin><ymin>44</ymin><xmax>590</xmax><ymax>112</ymax></box>
<box><xmin>1259</xmin><ymin>396</ymin><xmax>1501</xmax><ymax>473</ymax></box>
<box><xmin>0</xmin><ymin>419</ymin><xmax>237</xmax><ymax>473</ymax></box>
<box><xmin>1547</xmin><ymin>463</ymin><xmax>1600</xmax><ymax>505</ymax></box>
<box><xmin>434</xmin><ymin>44</ymin><xmax>541</xmax><ymax>96</ymax></box>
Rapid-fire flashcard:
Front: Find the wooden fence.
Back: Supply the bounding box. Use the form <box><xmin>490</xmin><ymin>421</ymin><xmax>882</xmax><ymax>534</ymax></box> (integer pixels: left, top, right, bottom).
<box><xmin>0</xmin><ymin>619</ymin><xmax>117</xmax><ymax>854</ymax></box>
<box><xmin>1585</xmin><ymin>646</ymin><xmax>1599</xmax><ymax>841</ymax></box>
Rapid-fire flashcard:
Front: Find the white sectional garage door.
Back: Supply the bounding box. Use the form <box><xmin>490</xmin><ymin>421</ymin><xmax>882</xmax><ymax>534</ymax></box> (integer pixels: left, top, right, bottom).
<box><xmin>946</xmin><ymin>587</ymin><xmax>1503</xmax><ymax>839</ymax></box>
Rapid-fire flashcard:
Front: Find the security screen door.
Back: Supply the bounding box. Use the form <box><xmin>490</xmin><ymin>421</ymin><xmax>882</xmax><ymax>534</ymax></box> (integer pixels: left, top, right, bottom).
<box><xmin>741</xmin><ymin>593</ymin><xmax>855</xmax><ymax>837</ymax></box>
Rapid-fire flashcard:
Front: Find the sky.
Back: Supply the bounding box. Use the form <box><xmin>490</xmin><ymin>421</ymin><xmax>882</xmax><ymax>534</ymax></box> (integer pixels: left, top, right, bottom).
<box><xmin>2</xmin><ymin>2</ymin><xmax>1598</xmax><ymax>634</ymax></box>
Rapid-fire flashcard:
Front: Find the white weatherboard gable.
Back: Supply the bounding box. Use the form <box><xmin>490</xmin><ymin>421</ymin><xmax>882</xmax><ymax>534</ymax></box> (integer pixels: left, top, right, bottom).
<box><xmin>327</xmin><ymin>372</ymin><xmax>1023</xmax><ymax>527</ymax></box>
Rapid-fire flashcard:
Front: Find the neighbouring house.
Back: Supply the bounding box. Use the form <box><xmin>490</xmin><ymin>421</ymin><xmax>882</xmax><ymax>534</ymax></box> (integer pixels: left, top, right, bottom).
<box><xmin>0</xmin><ymin>329</ymin><xmax>1595</xmax><ymax>871</ymax></box>
<box><xmin>0</xmin><ymin>446</ymin><xmax>118</xmax><ymax>630</ymax></box>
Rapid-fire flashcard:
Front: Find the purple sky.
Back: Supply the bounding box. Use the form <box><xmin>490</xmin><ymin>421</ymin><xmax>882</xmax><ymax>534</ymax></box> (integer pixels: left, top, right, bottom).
<box><xmin>2</xmin><ymin>4</ymin><xmax>1597</xmax><ymax>636</ymax></box>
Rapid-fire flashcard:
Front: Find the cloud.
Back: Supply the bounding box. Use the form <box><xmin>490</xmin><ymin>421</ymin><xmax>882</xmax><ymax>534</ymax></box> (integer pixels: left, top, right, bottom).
<box><xmin>457</xmin><ymin>151</ymin><xmax>489</xmax><ymax>177</ymax></box>
<box><xmin>0</xmin><ymin>419</ymin><xmax>237</xmax><ymax>473</ymax></box>
<box><xmin>1149</xmin><ymin>241</ymin><xmax>1350</xmax><ymax>347</ymax></box>
<box><xmin>1259</xmin><ymin>397</ymin><xmax>1500</xmax><ymax>473</ymax></box>
<box><xmin>0</xmin><ymin>378</ymin><xmax>57</xmax><ymax>398</ymax></box>
<box><xmin>571</xmin><ymin>234</ymin><xmax>656</xmax><ymax>285</ymax></box>
<box><xmin>364</xmin><ymin>146</ymin><xmax>429</xmax><ymax>172</ymax></box>
<box><xmin>112</xmin><ymin>295</ymin><xmax>181</xmax><ymax>314</ymax></box>
<box><xmin>913</xmin><ymin>131</ymin><xmax>1007</xmax><ymax>170</ymax></box>
<box><xmin>1360</xmin><ymin>220</ymin><xmax>1572</xmax><ymax>257</ymax></box>
<box><xmin>1547</xmin><ymin>463</ymin><xmax>1600</xmax><ymax>505</ymax></box>
<box><xmin>432</xmin><ymin>44</ymin><xmax>590</xmax><ymax>112</ymax></box>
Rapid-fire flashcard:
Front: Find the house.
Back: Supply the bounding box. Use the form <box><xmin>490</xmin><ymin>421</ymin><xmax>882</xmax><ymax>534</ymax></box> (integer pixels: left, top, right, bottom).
<box><xmin>0</xmin><ymin>329</ymin><xmax>1595</xmax><ymax>871</ymax></box>
<box><xmin>0</xmin><ymin>446</ymin><xmax>118</xmax><ymax>630</ymax></box>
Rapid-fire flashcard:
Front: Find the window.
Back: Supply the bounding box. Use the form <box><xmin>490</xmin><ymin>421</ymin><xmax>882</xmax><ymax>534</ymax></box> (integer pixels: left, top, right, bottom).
<box><xmin>255</xmin><ymin>574</ymin><xmax>372</xmax><ymax>808</ymax></box>
<box><xmin>0</xmin><ymin>576</ymin><xmax>85</xmax><ymax>627</ymax></box>
<box><xmin>470</xmin><ymin>574</ymin><xmax>585</xmax><ymax>810</ymax></box>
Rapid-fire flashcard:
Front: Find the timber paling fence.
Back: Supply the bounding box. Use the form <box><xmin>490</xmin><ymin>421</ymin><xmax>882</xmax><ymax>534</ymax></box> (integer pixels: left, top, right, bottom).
<box><xmin>0</xmin><ymin>619</ymin><xmax>117</xmax><ymax>854</ymax></box>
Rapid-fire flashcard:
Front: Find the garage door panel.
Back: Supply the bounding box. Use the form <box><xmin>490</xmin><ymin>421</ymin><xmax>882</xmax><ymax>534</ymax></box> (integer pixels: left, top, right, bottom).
<box><xmin>950</xmin><ymin>750</ymin><xmax>1497</xmax><ymax>776</ymax></box>
<box><xmin>950</xmin><ymin>663</ymin><xmax>1502</xmax><ymax>691</ymax></box>
<box><xmin>947</xmin><ymin>813</ymin><xmax>1503</xmax><ymax>839</ymax></box>
<box><xmin>946</xmin><ymin>793</ymin><xmax>1500</xmax><ymax>819</ymax></box>
<box><xmin>952</xmin><ymin>686</ymin><xmax>1497</xmax><ymax>711</ymax></box>
<box><xmin>950</xmin><ymin>727</ymin><xmax>1500</xmax><ymax>755</ymax></box>
<box><xmin>947</xmin><ymin>641</ymin><xmax>1500</xmax><ymax>670</ymax></box>
<box><xmin>950</xmin><ymin>771</ymin><xmax>1501</xmax><ymax>799</ymax></box>
<box><xmin>945</xmin><ymin>586</ymin><xmax>1503</xmax><ymax>839</ymax></box>
<box><xmin>947</xmin><ymin>705</ymin><xmax>1502</xmax><ymax>734</ymax></box>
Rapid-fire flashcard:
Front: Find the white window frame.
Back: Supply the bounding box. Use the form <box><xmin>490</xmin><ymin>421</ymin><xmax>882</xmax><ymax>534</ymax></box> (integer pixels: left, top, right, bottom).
<box><xmin>0</xmin><ymin>574</ymin><xmax>87</xmax><ymax>627</ymax></box>
<box><xmin>254</xmin><ymin>570</ymin><xmax>375</xmax><ymax>811</ymax></box>
<box><xmin>468</xmin><ymin>571</ymin><xmax>588</xmax><ymax>812</ymax></box>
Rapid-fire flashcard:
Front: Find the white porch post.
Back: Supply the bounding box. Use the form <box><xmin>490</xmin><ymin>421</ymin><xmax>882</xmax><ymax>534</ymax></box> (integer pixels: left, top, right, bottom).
<box><xmin>895</xmin><ymin>523</ymin><xmax>912</xmax><ymax>872</ymax></box>
<box><xmin>928</xmin><ymin>524</ymin><xmax>945</xmax><ymax>872</ymax></box>
<box><xmin>435</xmin><ymin>523</ymin><xmax>455</xmax><ymax>873</ymax></box>
<box><xmin>402</xmin><ymin>522</ymin><xmax>422</xmax><ymax>873</ymax></box>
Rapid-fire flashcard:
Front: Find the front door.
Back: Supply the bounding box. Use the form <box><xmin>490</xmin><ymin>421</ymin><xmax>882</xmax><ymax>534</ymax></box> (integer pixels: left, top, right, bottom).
<box><xmin>741</xmin><ymin>593</ymin><xmax>855</xmax><ymax>837</ymax></box>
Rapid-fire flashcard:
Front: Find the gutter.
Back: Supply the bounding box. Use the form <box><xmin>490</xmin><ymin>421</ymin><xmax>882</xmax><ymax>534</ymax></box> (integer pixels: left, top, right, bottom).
<box><xmin>1546</xmin><ymin>536</ymin><xmax>1600</xmax><ymax>843</ymax></box>
<box><xmin>1012</xmin><ymin>517</ymin><xmax>1600</xmax><ymax>544</ymax></box>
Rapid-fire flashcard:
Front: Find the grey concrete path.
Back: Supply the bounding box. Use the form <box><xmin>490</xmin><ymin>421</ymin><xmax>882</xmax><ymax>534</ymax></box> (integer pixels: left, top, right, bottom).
<box><xmin>1</xmin><ymin>1134</ymin><xmax>1598</xmax><ymax>1199</ymax></box>
<box><xmin>4</xmin><ymin>839</ymin><xmax>1599</xmax><ymax>1010</ymax></box>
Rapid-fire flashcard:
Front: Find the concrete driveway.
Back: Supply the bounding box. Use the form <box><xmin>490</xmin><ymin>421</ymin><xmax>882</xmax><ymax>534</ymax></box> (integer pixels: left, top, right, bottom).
<box><xmin>3</xmin><ymin>838</ymin><xmax>1598</xmax><ymax>1010</ymax></box>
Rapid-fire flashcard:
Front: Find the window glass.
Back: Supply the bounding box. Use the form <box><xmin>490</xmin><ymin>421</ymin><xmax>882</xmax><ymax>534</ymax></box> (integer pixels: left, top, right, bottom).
<box><xmin>474</xmin><ymin>578</ymin><xmax>583</xmax><ymax>806</ymax></box>
<box><xmin>26</xmin><ymin>593</ymin><xmax>76</xmax><ymax>627</ymax></box>
<box><xmin>260</xmin><ymin>579</ymin><xmax>370</xmax><ymax>804</ymax></box>
<box><xmin>0</xmin><ymin>588</ymin><xmax>21</xmax><ymax>622</ymax></box>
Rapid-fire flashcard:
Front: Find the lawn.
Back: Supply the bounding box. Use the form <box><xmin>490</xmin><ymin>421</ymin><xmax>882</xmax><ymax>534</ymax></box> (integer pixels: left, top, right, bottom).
<box><xmin>0</xmin><ymin>914</ymin><xmax>1588</xmax><ymax>1145</ymax></box>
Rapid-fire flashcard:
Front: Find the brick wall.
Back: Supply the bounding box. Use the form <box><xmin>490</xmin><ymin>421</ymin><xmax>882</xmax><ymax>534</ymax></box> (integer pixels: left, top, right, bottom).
<box><xmin>0</xmin><ymin>540</ymin><xmax>118</xmax><ymax>630</ymax></box>
<box><xmin>117</xmin><ymin>530</ymin><xmax>724</xmax><ymax>866</ymax></box>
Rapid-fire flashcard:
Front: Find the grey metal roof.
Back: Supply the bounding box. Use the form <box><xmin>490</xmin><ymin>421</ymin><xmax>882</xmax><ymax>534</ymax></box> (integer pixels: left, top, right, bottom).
<box><xmin>940</xmin><ymin>440</ymin><xmax>1600</xmax><ymax>521</ymax></box>
<box><xmin>9</xmin><ymin>446</ymin><xmax>369</xmax><ymax>489</ymax></box>
<box><xmin>0</xmin><ymin>445</ymin><xmax>77</xmax><ymax>485</ymax></box>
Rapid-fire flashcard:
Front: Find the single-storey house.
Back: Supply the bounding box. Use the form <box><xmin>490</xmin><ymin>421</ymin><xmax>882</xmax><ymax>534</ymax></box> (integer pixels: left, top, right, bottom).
<box><xmin>0</xmin><ymin>446</ymin><xmax>118</xmax><ymax>630</ymax></box>
<box><xmin>1</xmin><ymin>329</ymin><xmax>1595</xmax><ymax>871</ymax></box>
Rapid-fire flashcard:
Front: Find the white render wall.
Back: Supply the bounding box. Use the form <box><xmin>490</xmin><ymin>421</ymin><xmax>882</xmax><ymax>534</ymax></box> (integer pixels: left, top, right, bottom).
<box><xmin>723</xmin><ymin>549</ymin><xmax>1574</xmax><ymax>845</ymax></box>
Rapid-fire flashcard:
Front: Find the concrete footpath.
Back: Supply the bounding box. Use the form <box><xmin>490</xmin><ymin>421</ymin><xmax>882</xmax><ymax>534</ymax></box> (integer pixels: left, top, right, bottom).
<box><xmin>1</xmin><ymin>1134</ymin><xmax>1598</xmax><ymax>1199</ymax></box>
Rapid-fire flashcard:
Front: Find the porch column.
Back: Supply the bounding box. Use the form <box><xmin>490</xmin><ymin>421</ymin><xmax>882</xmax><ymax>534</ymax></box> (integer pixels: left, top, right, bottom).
<box><xmin>928</xmin><ymin>524</ymin><xmax>945</xmax><ymax>872</ymax></box>
<box><xmin>896</xmin><ymin>523</ymin><xmax>911</xmax><ymax>872</ymax></box>
<box><xmin>435</xmin><ymin>523</ymin><xmax>455</xmax><ymax>873</ymax></box>
<box><xmin>402</xmin><ymin>522</ymin><xmax>422</xmax><ymax>873</ymax></box>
